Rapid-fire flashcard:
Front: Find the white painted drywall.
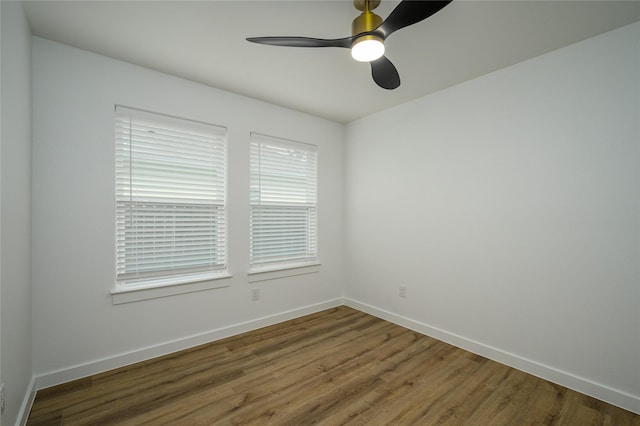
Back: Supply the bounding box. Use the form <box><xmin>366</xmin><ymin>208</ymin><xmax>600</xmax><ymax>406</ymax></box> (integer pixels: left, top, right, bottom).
<box><xmin>31</xmin><ymin>37</ymin><xmax>344</xmax><ymax>378</ymax></box>
<box><xmin>345</xmin><ymin>22</ymin><xmax>639</xmax><ymax>409</ymax></box>
<box><xmin>1</xmin><ymin>2</ymin><xmax>33</xmax><ymax>425</ymax></box>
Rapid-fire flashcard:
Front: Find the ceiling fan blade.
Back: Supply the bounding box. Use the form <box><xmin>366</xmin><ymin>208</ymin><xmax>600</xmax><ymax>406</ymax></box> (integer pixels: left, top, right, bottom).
<box><xmin>371</xmin><ymin>56</ymin><xmax>400</xmax><ymax>90</ymax></box>
<box><xmin>247</xmin><ymin>36</ymin><xmax>352</xmax><ymax>48</ymax></box>
<box><xmin>376</xmin><ymin>0</ymin><xmax>452</xmax><ymax>38</ymax></box>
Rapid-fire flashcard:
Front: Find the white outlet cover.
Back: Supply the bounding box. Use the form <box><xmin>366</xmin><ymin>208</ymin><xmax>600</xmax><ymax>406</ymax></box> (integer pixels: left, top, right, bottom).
<box><xmin>0</xmin><ymin>382</ymin><xmax>5</xmax><ymax>413</ymax></box>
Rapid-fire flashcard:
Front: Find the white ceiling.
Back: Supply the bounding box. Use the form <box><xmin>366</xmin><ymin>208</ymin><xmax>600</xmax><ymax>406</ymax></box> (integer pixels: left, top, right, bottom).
<box><xmin>23</xmin><ymin>0</ymin><xmax>640</xmax><ymax>123</ymax></box>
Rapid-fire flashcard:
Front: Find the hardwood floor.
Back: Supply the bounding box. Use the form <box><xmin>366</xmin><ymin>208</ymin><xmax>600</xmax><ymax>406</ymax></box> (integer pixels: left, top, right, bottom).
<box><xmin>27</xmin><ymin>306</ymin><xmax>639</xmax><ymax>425</ymax></box>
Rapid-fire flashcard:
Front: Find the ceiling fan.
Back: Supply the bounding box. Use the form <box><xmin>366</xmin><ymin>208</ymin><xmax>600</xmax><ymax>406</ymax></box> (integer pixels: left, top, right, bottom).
<box><xmin>246</xmin><ymin>0</ymin><xmax>452</xmax><ymax>90</ymax></box>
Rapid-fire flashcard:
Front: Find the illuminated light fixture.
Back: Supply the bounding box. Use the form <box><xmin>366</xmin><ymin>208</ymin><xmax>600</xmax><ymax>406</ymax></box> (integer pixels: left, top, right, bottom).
<box><xmin>351</xmin><ymin>0</ymin><xmax>384</xmax><ymax>62</ymax></box>
<box><xmin>351</xmin><ymin>36</ymin><xmax>385</xmax><ymax>62</ymax></box>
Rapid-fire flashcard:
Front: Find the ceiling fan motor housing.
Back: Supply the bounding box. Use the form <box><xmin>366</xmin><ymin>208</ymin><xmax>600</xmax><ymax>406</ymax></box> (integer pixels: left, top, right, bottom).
<box><xmin>352</xmin><ymin>8</ymin><xmax>384</xmax><ymax>46</ymax></box>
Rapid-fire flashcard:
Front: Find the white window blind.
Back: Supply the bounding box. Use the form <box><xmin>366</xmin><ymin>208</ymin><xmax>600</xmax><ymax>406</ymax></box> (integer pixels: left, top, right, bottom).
<box><xmin>115</xmin><ymin>106</ymin><xmax>227</xmax><ymax>287</ymax></box>
<box><xmin>250</xmin><ymin>133</ymin><xmax>318</xmax><ymax>270</ymax></box>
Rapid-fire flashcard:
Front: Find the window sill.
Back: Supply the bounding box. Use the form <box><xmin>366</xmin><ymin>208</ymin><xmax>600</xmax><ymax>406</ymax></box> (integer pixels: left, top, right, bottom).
<box><xmin>248</xmin><ymin>263</ymin><xmax>320</xmax><ymax>283</ymax></box>
<box><xmin>111</xmin><ymin>272</ymin><xmax>231</xmax><ymax>304</ymax></box>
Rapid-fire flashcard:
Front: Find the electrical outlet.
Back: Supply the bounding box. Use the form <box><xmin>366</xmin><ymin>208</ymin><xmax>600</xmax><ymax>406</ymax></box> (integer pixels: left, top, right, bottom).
<box><xmin>1</xmin><ymin>382</ymin><xmax>5</xmax><ymax>415</ymax></box>
<box><xmin>251</xmin><ymin>288</ymin><xmax>260</xmax><ymax>301</ymax></box>
<box><xmin>399</xmin><ymin>285</ymin><xmax>407</xmax><ymax>298</ymax></box>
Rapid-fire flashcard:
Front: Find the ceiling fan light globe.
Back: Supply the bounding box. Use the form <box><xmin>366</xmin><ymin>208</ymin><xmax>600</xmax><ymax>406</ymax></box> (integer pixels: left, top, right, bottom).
<box><xmin>351</xmin><ymin>37</ymin><xmax>385</xmax><ymax>62</ymax></box>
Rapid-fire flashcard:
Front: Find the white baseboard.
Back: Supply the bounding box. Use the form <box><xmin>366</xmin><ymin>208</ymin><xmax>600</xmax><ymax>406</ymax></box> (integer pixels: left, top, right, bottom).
<box><xmin>15</xmin><ymin>376</ymin><xmax>37</xmax><ymax>426</ymax></box>
<box><xmin>24</xmin><ymin>296</ymin><xmax>639</xmax><ymax>421</ymax></box>
<box><xmin>344</xmin><ymin>297</ymin><xmax>640</xmax><ymax>415</ymax></box>
<box><xmin>34</xmin><ymin>298</ymin><xmax>343</xmax><ymax>392</ymax></box>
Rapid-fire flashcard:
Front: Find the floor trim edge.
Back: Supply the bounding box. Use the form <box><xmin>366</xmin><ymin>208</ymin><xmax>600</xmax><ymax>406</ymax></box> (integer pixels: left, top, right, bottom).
<box><xmin>343</xmin><ymin>297</ymin><xmax>640</xmax><ymax>415</ymax></box>
<box><xmin>33</xmin><ymin>298</ymin><xmax>344</xmax><ymax>392</ymax></box>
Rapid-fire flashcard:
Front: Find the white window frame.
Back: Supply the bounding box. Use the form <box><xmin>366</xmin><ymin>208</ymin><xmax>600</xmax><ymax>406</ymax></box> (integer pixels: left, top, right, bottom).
<box><xmin>112</xmin><ymin>106</ymin><xmax>230</xmax><ymax>303</ymax></box>
<box><xmin>249</xmin><ymin>133</ymin><xmax>319</xmax><ymax>280</ymax></box>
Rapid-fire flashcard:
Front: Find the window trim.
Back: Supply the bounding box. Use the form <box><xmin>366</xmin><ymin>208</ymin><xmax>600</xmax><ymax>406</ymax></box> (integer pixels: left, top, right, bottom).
<box><xmin>111</xmin><ymin>272</ymin><xmax>232</xmax><ymax>305</ymax></box>
<box><xmin>248</xmin><ymin>262</ymin><xmax>320</xmax><ymax>283</ymax></box>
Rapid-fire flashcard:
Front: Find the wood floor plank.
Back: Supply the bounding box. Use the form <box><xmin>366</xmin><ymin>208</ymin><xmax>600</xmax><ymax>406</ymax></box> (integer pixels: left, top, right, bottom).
<box><xmin>27</xmin><ymin>306</ymin><xmax>640</xmax><ymax>425</ymax></box>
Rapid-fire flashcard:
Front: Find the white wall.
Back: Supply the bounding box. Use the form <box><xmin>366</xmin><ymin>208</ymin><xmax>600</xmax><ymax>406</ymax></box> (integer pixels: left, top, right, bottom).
<box><xmin>31</xmin><ymin>37</ymin><xmax>344</xmax><ymax>383</ymax></box>
<box><xmin>1</xmin><ymin>2</ymin><xmax>33</xmax><ymax>425</ymax></box>
<box><xmin>345</xmin><ymin>22</ymin><xmax>639</xmax><ymax>412</ymax></box>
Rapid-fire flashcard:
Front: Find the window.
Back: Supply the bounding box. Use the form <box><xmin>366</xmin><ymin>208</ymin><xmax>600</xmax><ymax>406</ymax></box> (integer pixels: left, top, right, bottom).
<box><xmin>250</xmin><ymin>133</ymin><xmax>318</xmax><ymax>272</ymax></box>
<box><xmin>115</xmin><ymin>106</ymin><xmax>227</xmax><ymax>289</ymax></box>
